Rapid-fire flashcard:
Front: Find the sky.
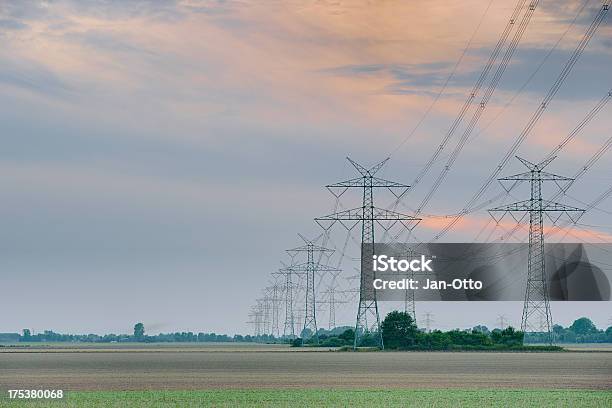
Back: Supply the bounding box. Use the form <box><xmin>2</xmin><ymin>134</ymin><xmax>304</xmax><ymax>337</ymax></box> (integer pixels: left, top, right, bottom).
<box><xmin>1</xmin><ymin>0</ymin><xmax>611</xmax><ymax>335</ymax></box>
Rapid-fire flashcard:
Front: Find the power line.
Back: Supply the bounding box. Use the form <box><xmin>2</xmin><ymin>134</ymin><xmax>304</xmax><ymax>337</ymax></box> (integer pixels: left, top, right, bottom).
<box><xmin>390</xmin><ymin>0</ymin><xmax>496</xmax><ymax>155</ymax></box>
<box><xmin>432</xmin><ymin>2</ymin><xmax>610</xmax><ymax>243</ymax></box>
<box><xmin>397</xmin><ymin>0</ymin><xmax>530</xmax><ymax>191</ymax></box>
<box><xmin>413</xmin><ymin>0</ymin><xmax>541</xmax><ymax>217</ymax></box>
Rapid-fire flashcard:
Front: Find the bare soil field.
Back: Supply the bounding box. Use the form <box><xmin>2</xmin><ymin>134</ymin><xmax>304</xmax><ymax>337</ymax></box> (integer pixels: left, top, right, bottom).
<box><xmin>0</xmin><ymin>342</ymin><xmax>304</xmax><ymax>353</ymax></box>
<box><xmin>0</xmin><ymin>345</ymin><xmax>610</xmax><ymax>391</ymax></box>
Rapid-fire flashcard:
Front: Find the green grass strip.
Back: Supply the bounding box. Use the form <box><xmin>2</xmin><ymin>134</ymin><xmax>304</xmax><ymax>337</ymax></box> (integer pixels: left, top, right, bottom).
<box><xmin>1</xmin><ymin>389</ymin><xmax>610</xmax><ymax>407</ymax></box>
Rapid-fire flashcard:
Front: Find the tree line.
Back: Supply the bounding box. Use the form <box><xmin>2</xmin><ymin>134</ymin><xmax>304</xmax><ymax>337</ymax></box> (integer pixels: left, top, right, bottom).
<box><xmin>9</xmin><ymin>315</ymin><xmax>611</xmax><ymax>345</ymax></box>
<box><xmin>17</xmin><ymin>325</ymin><xmax>274</xmax><ymax>344</ymax></box>
<box><xmin>295</xmin><ymin>313</ymin><xmax>612</xmax><ymax>349</ymax></box>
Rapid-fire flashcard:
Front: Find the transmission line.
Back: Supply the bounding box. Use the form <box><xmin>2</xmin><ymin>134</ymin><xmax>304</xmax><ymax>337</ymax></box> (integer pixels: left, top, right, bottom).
<box><xmin>431</xmin><ymin>2</ymin><xmax>610</xmax><ymax>242</ymax></box>
<box><xmin>399</xmin><ymin>0</ymin><xmax>529</xmax><ymax>191</ymax></box>
<box><xmin>413</xmin><ymin>0</ymin><xmax>541</xmax><ymax>216</ymax></box>
<box><xmin>390</xmin><ymin>0</ymin><xmax>495</xmax><ymax>155</ymax></box>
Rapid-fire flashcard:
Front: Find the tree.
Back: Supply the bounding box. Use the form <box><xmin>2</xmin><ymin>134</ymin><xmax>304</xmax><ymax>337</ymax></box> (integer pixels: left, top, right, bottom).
<box><xmin>570</xmin><ymin>318</ymin><xmax>597</xmax><ymax>335</ymax></box>
<box><xmin>491</xmin><ymin>326</ymin><xmax>523</xmax><ymax>346</ymax></box>
<box><xmin>133</xmin><ymin>323</ymin><xmax>145</xmax><ymax>341</ymax></box>
<box><xmin>338</xmin><ymin>329</ymin><xmax>355</xmax><ymax>344</ymax></box>
<box><xmin>381</xmin><ymin>311</ymin><xmax>418</xmax><ymax>349</ymax></box>
<box><xmin>22</xmin><ymin>329</ymin><xmax>31</xmax><ymax>341</ymax></box>
<box><xmin>472</xmin><ymin>325</ymin><xmax>490</xmax><ymax>334</ymax></box>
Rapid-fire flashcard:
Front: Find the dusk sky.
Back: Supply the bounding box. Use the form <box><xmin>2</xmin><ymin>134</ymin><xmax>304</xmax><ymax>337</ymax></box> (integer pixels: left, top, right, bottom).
<box><xmin>1</xmin><ymin>0</ymin><xmax>610</xmax><ymax>335</ymax></box>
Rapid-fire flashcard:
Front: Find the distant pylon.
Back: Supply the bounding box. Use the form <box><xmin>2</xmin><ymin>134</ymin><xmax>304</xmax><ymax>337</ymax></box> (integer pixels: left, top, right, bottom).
<box><xmin>266</xmin><ymin>282</ymin><xmax>282</xmax><ymax>338</ymax></box>
<box><xmin>273</xmin><ymin>263</ymin><xmax>296</xmax><ymax>339</ymax></box>
<box><xmin>422</xmin><ymin>312</ymin><xmax>434</xmax><ymax>333</ymax></box>
<box><xmin>248</xmin><ymin>305</ymin><xmax>264</xmax><ymax>337</ymax></box>
<box><xmin>403</xmin><ymin>248</ymin><xmax>417</xmax><ymax>324</ymax></box>
<box><xmin>320</xmin><ymin>285</ymin><xmax>348</xmax><ymax>330</ymax></box>
<box><xmin>497</xmin><ymin>314</ymin><xmax>507</xmax><ymax>330</ymax></box>
<box><xmin>316</xmin><ymin>157</ymin><xmax>420</xmax><ymax>349</ymax></box>
<box><xmin>489</xmin><ymin>156</ymin><xmax>583</xmax><ymax>344</ymax></box>
<box><xmin>281</xmin><ymin>234</ymin><xmax>338</xmax><ymax>344</ymax></box>
<box><xmin>256</xmin><ymin>297</ymin><xmax>271</xmax><ymax>335</ymax></box>
<box><xmin>328</xmin><ymin>288</ymin><xmax>336</xmax><ymax>330</ymax></box>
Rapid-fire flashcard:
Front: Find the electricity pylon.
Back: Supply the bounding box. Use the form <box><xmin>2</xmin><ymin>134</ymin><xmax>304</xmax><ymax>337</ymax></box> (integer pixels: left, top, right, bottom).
<box><xmin>273</xmin><ymin>261</ymin><xmax>296</xmax><ymax>339</ymax></box>
<box><xmin>489</xmin><ymin>156</ymin><xmax>583</xmax><ymax>344</ymax></box>
<box><xmin>403</xmin><ymin>248</ymin><xmax>417</xmax><ymax>324</ymax></box>
<box><xmin>256</xmin><ymin>297</ymin><xmax>271</xmax><ymax>335</ymax></box>
<box><xmin>497</xmin><ymin>315</ymin><xmax>508</xmax><ymax>330</ymax></box>
<box><xmin>316</xmin><ymin>157</ymin><xmax>420</xmax><ymax>349</ymax></box>
<box><xmin>248</xmin><ymin>305</ymin><xmax>264</xmax><ymax>337</ymax></box>
<box><xmin>266</xmin><ymin>282</ymin><xmax>282</xmax><ymax>338</ymax></box>
<box><xmin>422</xmin><ymin>312</ymin><xmax>434</xmax><ymax>333</ymax></box>
<box><xmin>281</xmin><ymin>235</ymin><xmax>338</xmax><ymax>344</ymax></box>
<box><xmin>319</xmin><ymin>285</ymin><xmax>348</xmax><ymax>330</ymax></box>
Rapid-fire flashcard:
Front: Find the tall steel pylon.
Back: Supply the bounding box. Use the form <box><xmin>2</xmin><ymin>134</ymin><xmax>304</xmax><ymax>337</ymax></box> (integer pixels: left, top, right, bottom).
<box><xmin>256</xmin><ymin>297</ymin><xmax>271</xmax><ymax>335</ymax></box>
<box><xmin>403</xmin><ymin>248</ymin><xmax>417</xmax><ymax>324</ymax></box>
<box><xmin>266</xmin><ymin>282</ymin><xmax>282</xmax><ymax>338</ymax></box>
<box><xmin>489</xmin><ymin>156</ymin><xmax>583</xmax><ymax>344</ymax></box>
<box><xmin>248</xmin><ymin>305</ymin><xmax>264</xmax><ymax>337</ymax></box>
<box><xmin>422</xmin><ymin>312</ymin><xmax>434</xmax><ymax>333</ymax></box>
<box><xmin>320</xmin><ymin>285</ymin><xmax>348</xmax><ymax>330</ymax></box>
<box><xmin>273</xmin><ymin>263</ymin><xmax>296</xmax><ymax>339</ymax></box>
<box><xmin>316</xmin><ymin>158</ymin><xmax>420</xmax><ymax>349</ymax></box>
<box><xmin>281</xmin><ymin>234</ymin><xmax>338</xmax><ymax>344</ymax></box>
<box><xmin>404</xmin><ymin>269</ymin><xmax>416</xmax><ymax>324</ymax></box>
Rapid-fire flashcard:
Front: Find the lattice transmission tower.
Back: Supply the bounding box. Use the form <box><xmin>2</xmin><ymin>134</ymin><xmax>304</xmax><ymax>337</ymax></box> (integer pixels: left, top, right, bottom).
<box><xmin>489</xmin><ymin>156</ymin><xmax>583</xmax><ymax>344</ymax></box>
<box><xmin>403</xmin><ymin>248</ymin><xmax>417</xmax><ymax>324</ymax></box>
<box><xmin>273</xmin><ymin>261</ymin><xmax>297</xmax><ymax>339</ymax></box>
<box><xmin>247</xmin><ymin>305</ymin><xmax>264</xmax><ymax>337</ymax></box>
<box><xmin>266</xmin><ymin>282</ymin><xmax>282</xmax><ymax>338</ymax></box>
<box><xmin>319</xmin><ymin>285</ymin><xmax>349</xmax><ymax>330</ymax></box>
<box><xmin>280</xmin><ymin>234</ymin><xmax>338</xmax><ymax>344</ymax></box>
<box><xmin>316</xmin><ymin>158</ymin><xmax>420</xmax><ymax>349</ymax></box>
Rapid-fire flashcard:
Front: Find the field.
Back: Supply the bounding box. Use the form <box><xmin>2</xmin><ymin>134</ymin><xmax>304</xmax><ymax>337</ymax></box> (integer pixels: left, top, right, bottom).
<box><xmin>1</xmin><ymin>390</ymin><xmax>611</xmax><ymax>408</ymax></box>
<box><xmin>0</xmin><ymin>343</ymin><xmax>610</xmax><ymax>407</ymax></box>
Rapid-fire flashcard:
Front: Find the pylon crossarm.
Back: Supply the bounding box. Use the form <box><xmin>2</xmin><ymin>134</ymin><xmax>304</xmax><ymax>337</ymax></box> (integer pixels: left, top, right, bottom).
<box><xmin>489</xmin><ymin>199</ymin><xmax>534</xmax><ymax>212</ymax></box>
<box><xmin>282</xmin><ymin>262</ymin><xmax>341</xmax><ymax>272</ymax></box>
<box><xmin>537</xmin><ymin>171</ymin><xmax>574</xmax><ymax>182</ymax></box>
<box><xmin>541</xmin><ymin>200</ymin><xmax>584</xmax><ymax>213</ymax></box>
<box><xmin>326</xmin><ymin>177</ymin><xmax>410</xmax><ymax>189</ymax></box>
<box><xmin>373</xmin><ymin>207</ymin><xmax>421</xmax><ymax>221</ymax></box>
<box><xmin>499</xmin><ymin>171</ymin><xmax>535</xmax><ymax>181</ymax></box>
<box><xmin>371</xmin><ymin>177</ymin><xmax>410</xmax><ymax>189</ymax></box>
<box><xmin>287</xmin><ymin>244</ymin><xmax>334</xmax><ymax>254</ymax></box>
<box><xmin>327</xmin><ymin>177</ymin><xmax>369</xmax><ymax>188</ymax></box>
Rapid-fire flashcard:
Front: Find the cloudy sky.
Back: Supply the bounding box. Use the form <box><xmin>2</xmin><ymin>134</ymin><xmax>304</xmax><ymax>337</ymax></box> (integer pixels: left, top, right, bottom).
<box><xmin>1</xmin><ymin>0</ymin><xmax>611</xmax><ymax>335</ymax></box>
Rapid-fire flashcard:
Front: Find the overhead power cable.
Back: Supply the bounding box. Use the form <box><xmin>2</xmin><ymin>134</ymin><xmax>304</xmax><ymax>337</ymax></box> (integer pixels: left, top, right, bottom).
<box><xmin>413</xmin><ymin>0</ymin><xmax>541</xmax><ymax>216</ymax></box>
<box><xmin>430</xmin><ymin>2</ymin><xmax>610</xmax><ymax>242</ymax></box>
<box><xmin>400</xmin><ymin>0</ymin><xmax>528</xmax><ymax>191</ymax></box>
<box><xmin>389</xmin><ymin>0</ymin><xmax>495</xmax><ymax>155</ymax></box>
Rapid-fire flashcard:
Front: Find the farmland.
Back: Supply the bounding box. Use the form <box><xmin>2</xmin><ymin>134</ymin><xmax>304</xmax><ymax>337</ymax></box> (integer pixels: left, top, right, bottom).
<box><xmin>1</xmin><ymin>343</ymin><xmax>610</xmax><ymax>390</ymax></box>
<box><xmin>1</xmin><ymin>389</ymin><xmax>611</xmax><ymax>408</ymax></box>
